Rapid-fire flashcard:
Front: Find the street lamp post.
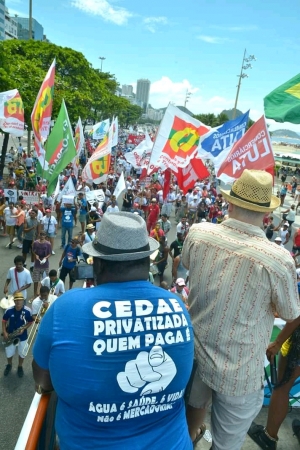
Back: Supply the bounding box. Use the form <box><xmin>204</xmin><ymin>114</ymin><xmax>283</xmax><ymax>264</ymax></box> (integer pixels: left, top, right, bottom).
<box><xmin>29</xmin><ymin>0</ymin><xmax>32</xmax><ymax>40</ymax></box>
<box><xmin>184</xmin><ymin>89</ymin><xmax>191</xmax><ymax>108</ymax></box>
<box><xmin>99</xmin><ymin>56</ymin><xmax>106</xmax><ymax>72</ymax></box>
<box><xmin>233</xmin><ymin>49</ymin><xmax>256</xmax><ymax>119</ymax></box>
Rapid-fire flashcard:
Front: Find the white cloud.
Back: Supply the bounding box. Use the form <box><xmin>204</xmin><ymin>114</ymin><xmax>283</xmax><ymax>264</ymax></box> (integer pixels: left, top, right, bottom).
<box><xmin>143</xmin><ymin>16</ymin><xmax>168</xmax><ymax>33</ymax></box>
<box><xmin>211</xmin><ymin>25</ymin><xmax>258</xmax><ymax>32</ymax></box>
<box><xmin>197</xmin><ymin>35</ymin><xmax>230</xmax><ymax>44</ymax></box>
<box><xmin>71</xmin><ymin>0</ymin><xmax>133</xmax><ymax>25</ymax></box>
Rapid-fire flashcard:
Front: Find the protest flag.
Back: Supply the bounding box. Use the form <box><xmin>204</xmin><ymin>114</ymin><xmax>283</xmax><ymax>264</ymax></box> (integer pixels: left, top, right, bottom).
<box><xmin>198</xmin><ymin>111</ymin><xmax>249</xmax><ymax>166</ymax></box>
<box><xmin>112</xmin><ymin>116</ymin><xmax>119</xmax><ymax>147</ymax></box>
<box><xmin>44</xmin><ymin>99</ymin><xmax>76</xmax><ymax>195</ymax></box>
<box><xmin>264</xmin><ymin>73</ymin><xmax>300</xmax><ymax>124</ymax></box>
<box><xmin>176</xmin><ymin>158</ymin><xmax>210</xmax><ymax>193</ymax></box>
<box><xmin>72</xmin><ymin>117</ymin><xmax>85</xmax><ymax>178</ymax></box>
<box><xmin>57</xmin><ymin>176</ymin><xmax>77</xmax><ymax>202</ymax></box>
<box><xmin>216</xmin><ymin>116</ymin><xmax>274</xmax><ymax>184</ymax></box>
<box><xmin>148</xmin><ymin>104</ymin><xmax>209</xmax><ymax>173</ymax></box>
<box><xmin>81</xmin><ymin>133</ymin><xmax>111</xmax><ymax>184</ymax></box>
<box><xmin>113</xmin><ymin>172</ymin><xmax>126</xmax><ymax>199</ymax></box>
<box><xmin>31</xmin><ymin>59</ymin><xmax>55</xmax><ymax>168</ymax></box>
<box><xmin>92</xmin><ymin>119</ymin><xmax>110</xmax><ymax>140</ymax></box>
<box><xmin>0</xmin><ymin>89</ymin><xmax>24</xmax><ymax>136</ymax></box>
<box><xmin>125</xmin><ymin>132</ymin><xmax>153</xmax><ymax>169</ymax></box>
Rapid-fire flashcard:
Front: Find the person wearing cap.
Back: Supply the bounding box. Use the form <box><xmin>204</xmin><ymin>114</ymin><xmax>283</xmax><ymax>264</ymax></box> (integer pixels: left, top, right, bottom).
<box><xmin>147</xmin><ymin>198</ymin><xmax>160</xmax><ymax>234</ymax></box>
<box><xmin>274</xmin><ymin>236</ymin><xmax>284</xmax><ymax>248</ymax></box>
<box><xmin>131</xmin><ymin>202</ymin><xmax>143</xmax><ymax>216</ymax></box>
<box><xmin>170</xmin><ymin>278</ymin><xmax>189</xmax><ymax>309</ymax></box>
<box><xmin>2</xmin><ymin>292</ymin><xmax>33</xmax><ymax>377</ymax></box>
<box><xmin>33</xmin><ymin>212</ymin><xmax>194</xmax><ymax>449</ymax></box>
<box><xmin>273</xmin><ymin>220</ymin><xmax>290</xmax><ymax>247</ymax></box>
<box><xmin>182</xmin><ymin>170</ymin><xmax>300</xmax><ymax>449</ymax></box>
<box><xmin>41</xmin><ymin>208</ymin><xmax>58</xmax><ymax>254</ymax></box>
<box><xmin>81</xmin><ymin>224</ymin><xmax>96</xmax><ymax>260</ymax></box>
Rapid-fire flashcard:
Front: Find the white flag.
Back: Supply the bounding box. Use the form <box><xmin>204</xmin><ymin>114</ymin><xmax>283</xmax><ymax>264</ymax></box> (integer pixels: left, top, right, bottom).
<box><xmin>92</xmin><ymin>119</ymin><xmax>110</xmax><ymax>140</ymax></box>
<box><xmin>72</xmin><ymin>117</ymin><xmax>85</xmax><ymax>178</ymax></box>
<box><xmin>112</xmin><ymin>116</ymin><xmax>119</xmax><ymax>147</ymax></box>
<box><xmin>113</xmin><ymin>172</ymin><xmax>126</xmax><ymax>199</ymax></box>
<box><xmin>57</xmin><ymin>177</ymin><xmax>76</xmax><ymax>202</ymax></box>
<box><xmin>125</xmin><ymin>132</ymin><xmax>153</xmax><ymax>169</ymax></box>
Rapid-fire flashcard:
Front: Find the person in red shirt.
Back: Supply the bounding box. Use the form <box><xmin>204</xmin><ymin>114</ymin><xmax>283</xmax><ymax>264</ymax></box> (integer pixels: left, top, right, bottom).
<box><xmin>147</xmin><ymin>198</ymin><xmax>160</xmax><ymax>233</ymax></box>
<box><xmin>150</xmin><ymin>222</ymin><xmax>165</xmax><ymax>241</ymax></box>
<box><xmin>292</xmin><ymin>228</ymin><xmax>300</xmax><ymax>257</ymax></box>
<box><xmin>208</xmin><ymin>204</ymin><xmax>219</xmax><ymax>221</ymax></box>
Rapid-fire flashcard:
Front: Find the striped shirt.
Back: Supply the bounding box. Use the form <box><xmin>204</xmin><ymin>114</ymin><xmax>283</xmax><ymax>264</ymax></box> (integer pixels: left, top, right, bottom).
<box><xmin>182</xmin><ymin>218</ymin><xmax>300</xmax><ymax>396</ymax></box>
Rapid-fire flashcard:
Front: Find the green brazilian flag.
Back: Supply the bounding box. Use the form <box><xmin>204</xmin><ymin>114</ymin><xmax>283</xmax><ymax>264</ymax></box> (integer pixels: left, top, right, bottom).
<box><xmin>44</xmin><ymin>99</ymin><xmax>76</xmax><ymax>195</ymax></box>
<box><xmin>264</xmin><ymin>73</ymin><xmax>300</xmax><ymax>124</ymax></box>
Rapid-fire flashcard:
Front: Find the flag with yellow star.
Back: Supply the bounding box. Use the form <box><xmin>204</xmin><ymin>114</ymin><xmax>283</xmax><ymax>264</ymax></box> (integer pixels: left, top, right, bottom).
<box><xmin>264</xmin><ymin>74</ymin><xmax>300</xmax><ymax>124</ymax></box>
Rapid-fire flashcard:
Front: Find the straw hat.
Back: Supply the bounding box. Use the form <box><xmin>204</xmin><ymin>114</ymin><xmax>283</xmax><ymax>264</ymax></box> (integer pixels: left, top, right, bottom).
<box><xmin>13</xmin><ymin>292</ymin><xmax>24</xmax><ymax>300</ymax></box>
<box><xmin>220</xmin><ymin>170</ymin><xmax>280</xmax><ymax>212</ymax></box>
<box><xmin>82</xmin><ymin>212</ymin><xmax>159</xmax><ymax>261</ymax></box>
<box><xmin>86</xmin><ymin>224</ymin><xmax>95</xmax><ymax>230</ymax></box>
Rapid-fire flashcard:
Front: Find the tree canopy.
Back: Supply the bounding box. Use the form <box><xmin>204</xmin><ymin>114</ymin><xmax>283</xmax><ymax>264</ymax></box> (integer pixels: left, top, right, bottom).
<box><xmin>0</xmin><ymin>40</ymin><xmax>142</xmax><ymax>128</ymax></box>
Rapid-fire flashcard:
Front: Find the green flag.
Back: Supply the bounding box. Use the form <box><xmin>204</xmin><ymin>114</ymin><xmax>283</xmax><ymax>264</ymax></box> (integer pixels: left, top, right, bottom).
<box><xmin>264</xmin><ymin>73</ymin><xmax>300</xmax><ymax>124</ymax></box>
<box><xmin>44</xmin><ymin>100</ymin><xmax>76</xmax><ymax>195</ymax></box>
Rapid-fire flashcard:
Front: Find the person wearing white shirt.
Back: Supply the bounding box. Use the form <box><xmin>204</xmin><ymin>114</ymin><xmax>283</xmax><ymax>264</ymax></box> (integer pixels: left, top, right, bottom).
<box><xmin>41</xmin><ymin>270</ymin><xmax>65</xmax><ymax>297</ymax></box>
<box><xmin>106</xmin><ymin>202</ymin><xmax>120</xmax><ymax>214</ymax></box>
<box><xmin>41</xmin><ymin>209</ymin><xmax>58</xmax><ymax>254</ymax></box>
<box><xmin>4</xmin><ymin>203</ymin><xmax>18</xmax><ymax>248</ymax></box>
<box><xmin>4</xmin><ymin>256</ymin><xmax>33</xmax><ymax>301</ymax></box>
<box><xmin>161</xmin><ymin>190</ymin><xmax>176</xmax><ymax>218</ymax></box>
<box><xmin>31</xmin><ymin>286</ymin><xmax>57</xmax><ymax>320</ymax></box>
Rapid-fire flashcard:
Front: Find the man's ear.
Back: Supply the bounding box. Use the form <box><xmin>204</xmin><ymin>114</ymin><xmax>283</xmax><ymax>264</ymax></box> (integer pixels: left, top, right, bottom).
<box><xmin>227</xmin><ymin>202</ymin><xmax>234</xmax><ymax>213</ymax></box>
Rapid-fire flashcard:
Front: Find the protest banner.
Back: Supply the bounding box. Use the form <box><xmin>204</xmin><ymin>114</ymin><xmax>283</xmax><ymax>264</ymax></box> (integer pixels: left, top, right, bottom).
<box><xmin>217</xmin><ymin>115</ymin><xmax>274</xmax><ymax>184</ymax></box>
<box><xmin>4</xmin><ymin>189</ymin><xmax>18</xmax><ymax>203</ymax></box>
<box><xmin>85</xmin><ymin>189</ymin><xmax>105</xmax><ymax>207</ymax></box>
<box><xmin>18</xmin><ymin>190</ymin><xmax>40</xmax><ymax>204</ymax></box>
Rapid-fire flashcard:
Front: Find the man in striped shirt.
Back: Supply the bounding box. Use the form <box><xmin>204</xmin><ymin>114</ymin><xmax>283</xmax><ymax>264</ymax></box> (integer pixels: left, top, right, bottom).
<box><xmin>183</xmin><ymin>170</ymin><xmax>300</xmax><ymax>450</ymax></box>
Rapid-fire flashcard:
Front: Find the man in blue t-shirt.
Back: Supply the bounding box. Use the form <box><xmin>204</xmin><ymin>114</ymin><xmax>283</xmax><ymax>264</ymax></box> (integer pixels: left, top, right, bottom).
<box><xmin>60</xmin><ymin>202</ymin><xmax>76</xmax><ymax>248</ymax></box>
<box><xmin>33</xmin><ymin>212</ymin><xmax>194</xmax><ymax>450</ymax></box>
<box><xmin>58</xmin><ymin>238</ymin><xmax>82</xmax><ymax>290</ymax></box>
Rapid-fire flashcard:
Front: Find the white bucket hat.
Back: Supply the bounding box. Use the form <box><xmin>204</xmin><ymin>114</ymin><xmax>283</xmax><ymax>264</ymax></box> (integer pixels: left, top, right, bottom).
<box><xmin>82</xmin><ymin>212</ymin><xmax>159</xmax><ymax>261</ymax></box>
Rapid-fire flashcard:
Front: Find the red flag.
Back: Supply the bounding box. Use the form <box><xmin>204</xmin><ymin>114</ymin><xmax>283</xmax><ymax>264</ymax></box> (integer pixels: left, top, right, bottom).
<box><xmin>177</xmin><ymin>158</ymin><xmax>210</xmax><ymax>193</ymax></box>
<box><xmin>217</xmin><ymin>116</ymin><xmax>274</xmax><ymax>182</ymax></box>
<box><xmin>163</xmin><ymin>169</ymin><xmax>172</xmax><ymax>200</ymax></box>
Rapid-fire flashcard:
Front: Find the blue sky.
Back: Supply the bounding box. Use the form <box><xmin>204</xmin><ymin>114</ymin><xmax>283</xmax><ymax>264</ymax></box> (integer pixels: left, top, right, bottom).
<box><xmin>6</xmin><ymin>0</ymin><xmax>300</xmax><ymax>132</ymax></box>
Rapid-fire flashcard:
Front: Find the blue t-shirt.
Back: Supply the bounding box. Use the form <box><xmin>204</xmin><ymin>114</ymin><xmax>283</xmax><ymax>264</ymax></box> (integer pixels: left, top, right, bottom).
<box><xmin>62</xmin><ymin>245</ymin><xmax>81</xmax><ymax>269</ymax></box>
<box><xmin>60</xmin><ymin>207</ymin><xmax>75</xmax><ymax>228</ymax></box>
<box><xmin>3</xmin><ymin>306</ymin><xmax>33</xmax><ymax>341</ymax></box>
<box><xmin>79</xmin><ymin>198</ymin><xmax>88</xmax><ymax>215</ymax></box>
<box><xmin>33</xmin><ymin>281</ymin><xmax>194</xmax><ymax>450</ymax></box>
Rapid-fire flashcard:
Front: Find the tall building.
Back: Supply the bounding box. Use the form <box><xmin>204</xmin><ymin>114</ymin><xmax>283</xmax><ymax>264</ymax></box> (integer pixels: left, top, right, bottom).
<box><xmin>16</xmin><ymin>17</ymin><xmax>44</xmax><ymax>41</ymax></box>
<box><xmin>0</xmin><ymin>0</ymin><xmax>5</xmax><ymax>41</ymax></box>
<box><xmin>5</xmin><ymin>9</ymin><xmax>18</xmax><ymax>40</ymax></box>
<box><xmin>136</xmin><ymin>79</ymin><xmax>151</xmax><ymax>111</ymax></box>
<box><xmin>122</xmin><ymin>84</ymin><xmax>133</xmax><ymax>96</ymax></box>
